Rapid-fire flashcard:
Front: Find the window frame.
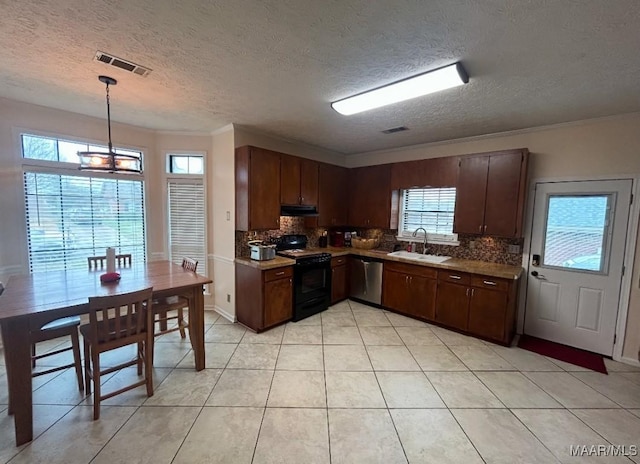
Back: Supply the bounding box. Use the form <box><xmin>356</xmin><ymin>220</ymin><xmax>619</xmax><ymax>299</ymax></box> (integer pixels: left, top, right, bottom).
<box><xmin>397</xmin><ymin>187</ymin><xmax>459</xmax><ymax>246</ymax></box>
<box><xmin>19</xmin><ymin>131</ymin><xmax>148</xmax><ymax>273</ymax></box>
<box><xmin>164</xmin><ymin>151</ymin><xmax>208</xmax><ymax>289</ymax></box>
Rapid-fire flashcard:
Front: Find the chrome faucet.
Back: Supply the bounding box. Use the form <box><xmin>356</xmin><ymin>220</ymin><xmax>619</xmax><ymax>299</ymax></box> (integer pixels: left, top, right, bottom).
<box><xmin>412</xmin><ymin>227</ymin><xmax>428</xmax><ymax>254</ymax></box>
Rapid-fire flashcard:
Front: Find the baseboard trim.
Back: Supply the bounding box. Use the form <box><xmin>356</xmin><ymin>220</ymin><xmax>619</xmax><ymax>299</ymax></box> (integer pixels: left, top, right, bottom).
<box><xmin>619</xmin><ymin>356</ymin><xmax>640</xmax><ymax>368</ymax></box>
<box><xmin>213</xmin><ymin>305</ymin><xmax>236</xmax><ymax>322</ymax></box>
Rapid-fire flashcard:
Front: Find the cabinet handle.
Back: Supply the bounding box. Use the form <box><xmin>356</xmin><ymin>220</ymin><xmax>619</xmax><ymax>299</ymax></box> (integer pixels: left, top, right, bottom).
<box><xmin>405</xmin><ymin>275</ymin><xmax>409</xmax><ymax>285</ymax></box>
<box><xmin>275</xmin><ymin>271</ymin><xmax>285</xmax><ymax>276</ymax></box>
<box><xmin>449</xmin><ymin>275</ymin><xmax>461</xmax><ymax>280</ymax></box>
<box><xmin>478</xmin><ymin>225</ymin><xmax>482</xmax><ymax>233</ymax></box>
<box><xmin>483</xmin><ymin>225</ymin><xmax>487</xmax><ymax>233</ymax></box>
<box><xmin>466</xmin><ymin>288</ymin><xmax>470</xmax><ymax>297</ymax></box>
<box><xmin>483</xmin><ymin>280</ymin><xmax>497</xmax><ymax>286</ymax></box>
<box><xmin>471</xmin><ymin>288</ymin><xmax>475</xmax><ymax>297</ymax></box>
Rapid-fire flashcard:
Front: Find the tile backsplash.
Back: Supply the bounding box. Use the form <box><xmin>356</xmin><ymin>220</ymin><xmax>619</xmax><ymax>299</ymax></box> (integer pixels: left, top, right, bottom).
<box><xmin>236</xmin><ymin>219</ymin><xmax>524</xmax><ymax>267</ymax></box>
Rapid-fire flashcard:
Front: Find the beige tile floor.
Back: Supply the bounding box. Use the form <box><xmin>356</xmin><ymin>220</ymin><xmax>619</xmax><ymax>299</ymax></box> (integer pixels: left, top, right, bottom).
<box><xmin>1</xmin><ymin>299</ymin><xmax>640</xmax><ymax>463</ymax></box>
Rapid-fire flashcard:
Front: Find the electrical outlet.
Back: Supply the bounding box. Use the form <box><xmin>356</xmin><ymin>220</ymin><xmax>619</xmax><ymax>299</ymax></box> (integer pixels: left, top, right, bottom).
<box><xmin>226</xmin><ymin>211</ymin><xmax>230</xmax><ymax>221</ymax></box>
<box><xmin>508</xmin><ymin>244</ymin><xmax>520</xmax><ymax>254</ymax></box>
<box><xmin>469</xmin><ymin>240</ymin><xmax>476</xmax><ymax>250</ymax></box>
<box><xmin>227</xmin><ymin>294</ymin><xmax>231</xmax><ymax>303</ymax></box>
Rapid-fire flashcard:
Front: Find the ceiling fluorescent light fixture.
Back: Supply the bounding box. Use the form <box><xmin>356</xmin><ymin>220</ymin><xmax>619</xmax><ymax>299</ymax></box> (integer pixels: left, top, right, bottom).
<box><xmin>331</xmin><ymin>62</ymin><xmax>469</xmax><ymax>115</ymax></box>
<box><xmin>78</xmin><ymin>76</ymin><xmax>143</xmax><ymax>174</ymax></box>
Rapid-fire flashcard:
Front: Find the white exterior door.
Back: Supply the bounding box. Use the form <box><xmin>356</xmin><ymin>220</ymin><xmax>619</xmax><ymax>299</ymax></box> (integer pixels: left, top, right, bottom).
<box><xmin>524</xmin><ymin>179</ymin><xmax>632</xmax><ymax>356</ymax></box>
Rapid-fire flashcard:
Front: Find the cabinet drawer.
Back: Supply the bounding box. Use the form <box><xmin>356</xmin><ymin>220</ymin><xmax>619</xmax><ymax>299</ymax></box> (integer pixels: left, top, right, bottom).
<box><xmin>470</xmin><ymin>276</ymin><xmax>510</xmax><ymax>292</ymax></box>
<box><xmin>331</xmin><ymin>256</ymin><xmax>348</xmax><ymax>268</ymax></box>
<box><xmin>437</xmin><ymin>270</ymin><xmax>471</xmax><ymax>285</ymax></box>
<box><xmin>385</xmin><ymin>261</ymin><xmax>437</xmax><ymax>279</ymax></box>
<box><xmin>264</xmin><ymin>266</ymin><xmax>293</xmax><ymax>282</ymax></box>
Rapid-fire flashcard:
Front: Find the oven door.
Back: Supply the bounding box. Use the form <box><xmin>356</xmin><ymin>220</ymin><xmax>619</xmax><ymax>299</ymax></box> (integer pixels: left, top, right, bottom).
<box><xmin>294</xmin><ymin>261</ymin><xmax>331</xmax><ymax>305</ymax></box>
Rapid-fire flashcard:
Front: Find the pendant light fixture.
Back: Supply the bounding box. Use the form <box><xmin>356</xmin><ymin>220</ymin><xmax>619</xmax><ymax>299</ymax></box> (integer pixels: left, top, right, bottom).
<box><xmin>78</xmin><ymin>75</ymin><xmax>142</xmax><ymax>173</ymax></box>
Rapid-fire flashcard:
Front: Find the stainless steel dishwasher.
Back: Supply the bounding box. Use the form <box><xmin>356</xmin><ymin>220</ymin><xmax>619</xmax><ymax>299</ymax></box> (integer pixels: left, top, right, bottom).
<box><xmin>349</xmin><ymin>256</ymin><xmax>383</xmax><ymax>305</ymax></box>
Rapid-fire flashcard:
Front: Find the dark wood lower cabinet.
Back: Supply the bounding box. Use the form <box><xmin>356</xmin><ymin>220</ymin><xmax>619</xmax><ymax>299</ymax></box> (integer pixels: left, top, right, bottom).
<box><xmin>264</xmin><ymin>276</ymin><xmax>294</xmax><ymax>327</ymax></box>
<box><xmin>383</xmin><ymin>265</ymin><xmax>518</xmax><ymax>345</ymax></box>
<box><xmin>434</xmin><ymin>271</ymin><xmax>516</xmax><ymax>344</ymax></box>
<box><xmin>382</xmin><ymin>261</ymin><xmax>437</xmax><ymax>322</ymax></box>
<box><xmin>236</xmin><ymin>264</ymin><xmax>293</xmax><ymax>332</ymax></box>
<box><xmin>331</xmin><ymin>256</ymin><xmax>349</xmax><ymax>304</ymax></box>
<box><xmin>435</xmin><ymin>280</ymin><xmax>470</xmax><ymax>331</ymax></box>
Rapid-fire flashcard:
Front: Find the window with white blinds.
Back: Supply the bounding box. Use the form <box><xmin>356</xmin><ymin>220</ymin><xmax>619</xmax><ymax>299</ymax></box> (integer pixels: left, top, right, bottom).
<box><xmin>167</xmin><ymin>180</ymin><xmax>206</xmax><ymax>276</ymax></box>
<box><xmin>399</xmin><ymin>187</ymin><xmax>458</xmax><ymax>242</ymax></box>
<box><xmin>24</xmin><ymin>172</ymin><xmax>145</xmax><ymax>273</ymax></box>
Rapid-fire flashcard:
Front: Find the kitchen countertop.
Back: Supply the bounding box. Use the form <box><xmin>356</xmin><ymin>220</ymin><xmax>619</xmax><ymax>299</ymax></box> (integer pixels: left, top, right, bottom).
<box><xmin>235</xmin><ymin>256</ymin><xmax>295</xmax><ymax>270</ymax></box>
<box><xmin>235</xmin><ymin>247</ymin><xmax>523</xmax><ymax>280</ymax></box>
<box><xmin>311</xmin><ymin>246</ymin><xmax>524</xmax><ymax>280</ymax></box>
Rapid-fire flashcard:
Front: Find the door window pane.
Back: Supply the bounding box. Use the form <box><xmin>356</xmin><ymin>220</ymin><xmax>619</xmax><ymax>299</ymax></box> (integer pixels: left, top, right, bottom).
<box><xmin>542</xmin><ymin>195</ymin><xmax>609</xmax><ymax>272</ymax></box>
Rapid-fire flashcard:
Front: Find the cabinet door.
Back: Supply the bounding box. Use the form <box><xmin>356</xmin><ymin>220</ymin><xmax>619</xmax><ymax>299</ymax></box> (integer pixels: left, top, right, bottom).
<box><xmin>318</xmin><ymin>163</ymin><xmax>348</xmax><ymax>227</ymax></box>
<box><xmin>331</xmin><ymin>264</ymin><xmax>348</xmax><ymax>304</ymax></box>
<box><xmin>382</xmin><ymin>269</ymin><xmax>409</xmax><ymax>313</ymax></box>
<box><xmin>280</xmin><ymin>154</ymin><xmax>301</xmax><ymax>205</ymax></box>
<box><xmin>264</xmin><ymin>277</ymin><xmax>293</xmax><ymax>327</ymax></box>
<box><xmin>300</xmin><ymin>158</ymin><xmax>319</xmax><ymax>206</ymax></box>
<box><xmin>407</xmin><ymin>275</ymin><xmax>437</xmax><ymax>321</ymax></box>
<box><xmin>349</xmin><ymin>165</ymin><xmax>391</xmax><ymax>228</ymax></box>
<box><xmin>468</xmin><ymin>287</ymin><xmax>508</xmax><ymax>342</ymax></box>
<box><xmin>435</xmin><ymin>281</ymin><xmax>470</xmax><ymax>331</ymax></box>
<box><xmin>484</xmin><ymin>152</ymin><xmax>525</xmax><ymax>237</ymax></box>
<box><xmin>249</xmin><ymin>148</ymin><xmax>281</xmax><ymax>230</ymax></box>
<box><xmin>453</xmin><ymin>156</ymin><xmax>488</xmax><ymax>235</ymax></box>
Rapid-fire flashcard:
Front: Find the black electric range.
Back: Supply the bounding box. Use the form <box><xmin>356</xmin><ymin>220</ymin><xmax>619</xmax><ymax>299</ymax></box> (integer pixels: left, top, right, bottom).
<box><xmin>272</xmin><ymin>235</ymin><xmax>332</xmax><ymax>321</ymax></box>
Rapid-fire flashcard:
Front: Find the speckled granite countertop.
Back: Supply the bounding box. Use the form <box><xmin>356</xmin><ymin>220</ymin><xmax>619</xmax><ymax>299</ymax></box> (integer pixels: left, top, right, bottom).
<box><xmin>236</xmin><ymin>247</ymin><xmax>523</xmax><ymax>280</ymax></box>
<box><xmin>235</xmin><ymin>256</ymin><xmax>295</xmax><ymax>270</ymax></box>
<box><xmin>311</xmin><ymin>247</ymin><xmax>523</xmax><ymax>280</ymax></box>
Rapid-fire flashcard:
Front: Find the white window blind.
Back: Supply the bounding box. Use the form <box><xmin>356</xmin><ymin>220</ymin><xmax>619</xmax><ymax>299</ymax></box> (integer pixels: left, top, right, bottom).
<box><xmin>399</xmin><ymin>187</ymin><xmax>457</xmax><ymax>242</ymax></box>
<box><xmin>24</xmin><ymin>172</ymin><xmax>145</xmax><ymax>273</ymax></box>
<box><xmin>168</xmin><ymin>180</ymin><xmax>206</xmax><ymax>276</ymax></box>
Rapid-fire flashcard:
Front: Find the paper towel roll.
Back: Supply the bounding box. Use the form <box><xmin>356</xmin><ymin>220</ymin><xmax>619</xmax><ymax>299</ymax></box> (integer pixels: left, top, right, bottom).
<box><xmin>106</xmin><ymin>247</ymin><xmax>116</xmax><ymax>273</ymax></box>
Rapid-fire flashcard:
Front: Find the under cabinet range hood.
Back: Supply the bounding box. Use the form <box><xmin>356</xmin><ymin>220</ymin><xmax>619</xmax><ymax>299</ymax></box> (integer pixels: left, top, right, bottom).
<box><xmin>280</xmin><ymin>205</ymin><xmax>319</xmax><ymax>217</ymax></box>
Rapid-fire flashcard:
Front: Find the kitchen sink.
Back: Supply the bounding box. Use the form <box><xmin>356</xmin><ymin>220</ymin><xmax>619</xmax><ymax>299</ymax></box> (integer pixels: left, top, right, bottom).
<box><xmin>387</xmin><ymin>250</ymin><xmax>451</xmax><ymax>264</ymax></box>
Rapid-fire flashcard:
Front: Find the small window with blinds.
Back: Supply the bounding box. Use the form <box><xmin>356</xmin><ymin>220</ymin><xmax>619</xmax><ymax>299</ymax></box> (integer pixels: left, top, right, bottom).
<box><xmin>167</xmin><ymin>178</ymin><xmax>206</xmax><ymax>277</ymax></box>
<box><xmin>399</xmin><ymin>187</ymin><xmax>458</xmax><ymax>243</ymax></box>
<box><xmin>24</xmin><ymin>172</ymin><xmax>145</xmax><ymax>273</ymax></box>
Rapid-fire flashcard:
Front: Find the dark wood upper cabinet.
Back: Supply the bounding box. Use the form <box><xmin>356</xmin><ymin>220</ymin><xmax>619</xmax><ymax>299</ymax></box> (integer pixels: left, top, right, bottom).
<box><xmin>453</xmin><ymin>149</ymin><xmax>529</xmax><ymax>238</ymax></box>
<box><xmin>453</xmin><ymin>156</ymin><xmax>489</xmax><ymax>235</ymax></box>
<box><xmin>484</xmin><ymin>152</ymin><xmax>529</xmax><ymax>237</ymax></box>
<box><xmin>280</xmin><ymin>155</ymin><xmax>318</xmax><ymax>206</ymax></box>
<box><xmin>348</xmin><ymin>164</ymin><xmax>394</xmax><ymax>228</ymax></box>
<box><xmin>390</xmin><ymin>156</ymin><xmax>458</xmax><ymax>190</ymax></box>
<box><xmin>235</xmin><ymin>146</ymin><xmax>281</xmax><ymax>231</ymax></box>
<box><xmin>316</xmin><ymin>162</ymin><xmax>348</xmax><ymax>227</ymax></box>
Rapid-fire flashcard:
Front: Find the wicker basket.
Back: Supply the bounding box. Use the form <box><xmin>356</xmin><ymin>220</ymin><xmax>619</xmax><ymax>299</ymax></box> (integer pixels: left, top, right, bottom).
<box><xmin>351</xmin><ymin>237</ymin><xmax>379</xmax><ymax>250</ymax></box>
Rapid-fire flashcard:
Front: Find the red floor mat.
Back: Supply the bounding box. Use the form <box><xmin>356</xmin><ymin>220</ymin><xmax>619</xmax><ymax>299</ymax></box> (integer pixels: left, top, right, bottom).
<box><xmin>518</xmin><ymin>334</ymin><xmax>608</xmax><ymax>374</ymax></box>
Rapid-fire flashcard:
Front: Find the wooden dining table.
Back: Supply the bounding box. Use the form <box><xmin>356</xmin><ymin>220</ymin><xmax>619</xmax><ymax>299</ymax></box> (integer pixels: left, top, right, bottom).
<box><xmin>0</xmin><ymin>260</ymin><xmax>212</xmax><ymax>446</ymax></box>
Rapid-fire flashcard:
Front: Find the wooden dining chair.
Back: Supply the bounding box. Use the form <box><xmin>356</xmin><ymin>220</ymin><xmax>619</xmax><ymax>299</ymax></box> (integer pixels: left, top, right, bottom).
<box><xmin>80</xmin><ymin>287</ymin><xmax>154</xmax><ymax>420</ymax></box>
<box><xmin>87</xmin><ymin>254</ymin><xmax>132</xmax><ymax>270</ymax></box>
<box><xmin>152</xmin><ymin>258</ymin><xmax>198</xmax><ymax>340</ymax></box>
<box><xmin>1</xmin><ymin>282</ymin><xmax>83</xmax><ymax>416</ymax></box>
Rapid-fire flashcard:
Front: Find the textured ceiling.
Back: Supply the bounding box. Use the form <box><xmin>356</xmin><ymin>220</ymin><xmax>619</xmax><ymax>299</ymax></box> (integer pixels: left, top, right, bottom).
<box><xmin>0</xmin><ymin>0</ymin><xmax>639</xmax><ymax>154</ymax></box>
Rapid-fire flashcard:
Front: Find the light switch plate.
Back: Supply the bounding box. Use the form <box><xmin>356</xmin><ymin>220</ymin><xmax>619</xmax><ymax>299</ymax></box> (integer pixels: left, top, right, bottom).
<box><xmin>508</xmin><ymin>244</ymin><xmax>520</xmax><ymax>254</ymax></box>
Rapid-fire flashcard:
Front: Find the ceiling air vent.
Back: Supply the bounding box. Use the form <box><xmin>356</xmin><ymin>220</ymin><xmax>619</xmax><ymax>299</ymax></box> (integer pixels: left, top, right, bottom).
<box><xmin>382</xmin><ymin>126</ymin><xmax>409</xmax><ymax>134</ymax></box>
<box><xmin>94</xmin><ymin>51</ymin><xmax>152</xmax><ymax>77</ymax></box>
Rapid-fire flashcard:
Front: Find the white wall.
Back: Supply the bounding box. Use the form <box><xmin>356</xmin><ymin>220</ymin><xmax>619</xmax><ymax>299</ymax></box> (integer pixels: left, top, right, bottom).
<box><xmin>347</xmin><ymin>113</ymin><xmax>640</xmax><ymax>363</ymax></box>
<box><xmin>210</xmin><ymin>125</ymin><xmax>236</xmax><ymax>319</ymax></box>
<box><xmin>234</xmin><ymin>126</ymin><xmax>346</xmax><ymax>166</ymax></box>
